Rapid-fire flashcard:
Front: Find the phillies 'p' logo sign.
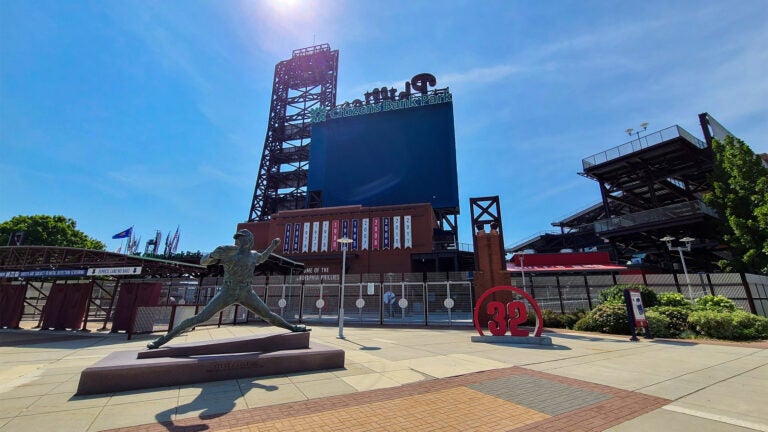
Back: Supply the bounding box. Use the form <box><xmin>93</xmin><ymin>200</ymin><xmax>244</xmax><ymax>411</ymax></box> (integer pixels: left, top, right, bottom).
<box><xmin>474</xmin><ymin>286</ymin><xmax>544</xmax><ymax>337</ymax></box>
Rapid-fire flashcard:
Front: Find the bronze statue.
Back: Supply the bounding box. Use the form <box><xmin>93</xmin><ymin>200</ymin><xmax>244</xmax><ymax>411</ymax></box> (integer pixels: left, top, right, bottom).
<box><xmin>147</xmin><ymin>229</ymin><xmax>308</xmax><ymax>349</ymax></box>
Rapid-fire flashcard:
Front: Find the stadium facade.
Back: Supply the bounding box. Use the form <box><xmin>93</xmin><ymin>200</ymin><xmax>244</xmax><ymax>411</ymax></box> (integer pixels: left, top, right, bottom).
<box><xmin>241</xmin><ymin>45</ymin><xmax>471</xmax><ymax>276</ymax></box>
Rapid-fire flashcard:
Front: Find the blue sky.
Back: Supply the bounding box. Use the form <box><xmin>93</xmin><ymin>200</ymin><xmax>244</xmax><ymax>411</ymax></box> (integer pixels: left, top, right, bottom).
<box><xmin>1</xmin><ymin>1</ymin><xmax>766</xmax><ymax>254</ymax></box>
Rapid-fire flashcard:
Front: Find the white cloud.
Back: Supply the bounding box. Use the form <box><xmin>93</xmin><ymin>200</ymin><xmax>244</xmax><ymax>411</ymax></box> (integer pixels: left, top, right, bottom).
<box><xmin>440</xmin><ymin>64</ymin><xmax>522</xmax><ymax>87</ymax></box>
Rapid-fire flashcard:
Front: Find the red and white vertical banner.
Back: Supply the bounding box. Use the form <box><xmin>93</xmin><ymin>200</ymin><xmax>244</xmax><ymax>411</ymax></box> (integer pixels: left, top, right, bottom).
<box><xmin>361</xmin><ymin>218</ymin><xmax>370</xmax><ymax>250</ymax></box>
<box><xmin>372</xmin><ymin>217</ymin><xmax>380</xmax><ymax>250</ymax></box>
<box><xmin>311</xmin><ymin>221</ymin><xmax>320</xmax><ymax>252</ymax></box>
<box><xmin>404</xmin><ymin>215</ymin><xmax>412</xmax><ymax>248</ymax></box>
<box><xmin>321</xmin><ymin>221</ymin><xmax>329</xmax><ymax>252</ymax></box>
<box><xmin>393</xmin><ymin>216</ymin><xmax>401</xmax><ymax>249</ymax></box>
<box><xmin>331</xmin><ymin>220</ymin><xmax>339</xmax><ymax>251</ymax></box>
<box><xmin>302</xmin><ymin>223</ymin><xmax>310</xmax><ymax>253</ymax></box>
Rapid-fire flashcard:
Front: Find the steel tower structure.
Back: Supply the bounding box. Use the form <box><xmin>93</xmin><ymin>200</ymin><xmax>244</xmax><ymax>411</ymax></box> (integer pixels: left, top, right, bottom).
<box><xmin>248</xmin><ymin>44</ymin><xmax>339</xmax><ymax>221</ymax></box>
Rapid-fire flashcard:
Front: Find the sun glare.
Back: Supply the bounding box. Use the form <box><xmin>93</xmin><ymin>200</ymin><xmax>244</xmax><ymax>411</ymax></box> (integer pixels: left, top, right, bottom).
<box><xmin>269</xmin><ymin>0</ymin><xmax>301</xmax><ymax>15</ymax></box>
<box><xmin>237</xmin><ymin>0</ymin><xmax>331</xmax><ymax>55</ymax></box>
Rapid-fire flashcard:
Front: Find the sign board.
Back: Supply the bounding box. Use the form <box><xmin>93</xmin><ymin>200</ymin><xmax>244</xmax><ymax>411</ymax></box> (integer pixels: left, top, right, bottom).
<box><xmin>86</xmin><ymin>267</ymin><xmax>143</xmax><ymax>276</ymax></box>
<box><xmin>624</xmin><ymin>288</ymin><xmax>652</xmax><ymax>341</ymax></box>
<box><xmin>21</xmin><ymin>269</ymin><xmax>88</xmax><ymax>277</ymax></box>
<box><xmin>628</xmin><ymin>289</ymin><xmax>648</xmax><ymax>327</ymax></box>
<box><xmin>1</xmin><ymin>267</ymin><xmax>142</xmax><ymax>278</ymax></box>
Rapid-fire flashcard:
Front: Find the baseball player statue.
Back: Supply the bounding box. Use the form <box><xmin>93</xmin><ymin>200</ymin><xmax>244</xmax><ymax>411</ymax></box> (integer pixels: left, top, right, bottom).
<box><xmin>147</xmin><ymin>229</ymin><xmax>308</xmax><ymax>349</ymax></box>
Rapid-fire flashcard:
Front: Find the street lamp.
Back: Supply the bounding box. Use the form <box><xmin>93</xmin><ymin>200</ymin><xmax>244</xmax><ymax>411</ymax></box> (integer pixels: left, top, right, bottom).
<box><xmin>626</xmin><ymin>122</ymin><xmax>649</xmax><ymax>141</ymax></box>
<box><xmin>517</xmin><ymin>251</ymin><xmax>527</xmax><ymax>291</ymax></box>
<box><xmin>660</xmin><ymin>235</ymin><xmax>695</xmax><ymax>301</ymax></box>
<box><xmin>337</xmin><ymin>237</ymin><xmax>353</xmax><ymax>339</ymax></box>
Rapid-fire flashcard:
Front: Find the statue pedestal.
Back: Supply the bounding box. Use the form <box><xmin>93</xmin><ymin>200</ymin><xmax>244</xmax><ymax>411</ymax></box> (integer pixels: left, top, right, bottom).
<box><xmin>471</xmin><ymin>335</ymin><xmax>552</xmax><ymax>345</ymax></box>
<box><xmin>76</xmin><ymin>332</ymin><xmax>344</xmax><ymax>395</ymax></box>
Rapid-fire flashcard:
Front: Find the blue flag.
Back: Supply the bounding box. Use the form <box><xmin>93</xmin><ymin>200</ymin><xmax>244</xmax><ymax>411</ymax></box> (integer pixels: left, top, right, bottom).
<box><xmin>112</xmin><ymin>227</ymin><xmax>133</xmax><ymax>239</ymax></box>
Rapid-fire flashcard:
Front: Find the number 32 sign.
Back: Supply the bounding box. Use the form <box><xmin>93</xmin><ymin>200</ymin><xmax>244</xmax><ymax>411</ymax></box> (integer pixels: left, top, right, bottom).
<box><xmin>473</xmin><ymin>286</ymin><xmax>544</xmax><ymax>337</ymax></box>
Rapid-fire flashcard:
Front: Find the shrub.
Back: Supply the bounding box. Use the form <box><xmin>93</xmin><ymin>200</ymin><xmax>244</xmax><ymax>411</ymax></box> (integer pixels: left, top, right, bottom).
<box><xmin>656</xmin><ymin>292</ymin><xmax>693</xmax><ymax>308</ymax></box>
<box><xmin>573</xmin><ymin>316</ymin><xmax>594</xmax><ymax>332</ymax></box>
<box><xmin>731</xmin><ymin>312</ymin><xmax>768</xmax><ymax>340</ymax></box>
<box><xmin>573</xmin><ymin>303</ymin><xmax>631</xmax><ymax>335</ymax></box>
<box><xmin>688</xmin><ymin>310</ymin><xmax>768</xmax><ymax>340</ymax></box>
<box><xmin>644</xmin><ymin>310</ymin><xmax>674</xmax><ymax>338</ymax></box>
<box><xmin>647</xmin><ymin>305</ymin><xmax>691</xmax><ymax>337</ymax></box>
<box><xmin>562</xmin><ymin>310</ymin><xmax>588</xmax><ymax>329</ymax></box>
<box><xmin>695</xmin><ymin>295</ymin><xmax>738</xmax><ymax>312</ymax></box>
<box><xmin>541</xmin><ymin>310</ymin><xmax>567</xmax><ymax>328</ymax></box>
<box><xmin>597</xmin><ymin>285</ymin><xmax>634</xmax><ymax>305</ymax></box>
<box><xmin>524</xmin><ymin>309</ymin><xmax>587</xmax><ymax>329</ymax></box>
<box><xmin>597</xmin><ymin>284</ymin><xmax>658</xmax><ymax>308</ymax></box>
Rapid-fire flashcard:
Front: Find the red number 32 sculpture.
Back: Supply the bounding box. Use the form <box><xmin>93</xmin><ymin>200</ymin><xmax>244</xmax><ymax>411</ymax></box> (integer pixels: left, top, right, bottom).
<box><xmin>473</xmin><ymin>286</ymin><xmax>544</xmax><ymax>337</ymax></box>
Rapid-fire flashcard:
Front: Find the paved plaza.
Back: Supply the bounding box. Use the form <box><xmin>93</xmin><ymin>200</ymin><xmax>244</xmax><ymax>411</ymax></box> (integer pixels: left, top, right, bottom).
<box><xmin>1</xmin><ymin>324</ymin><xmax>766</xmax><ymax>431</ymax></box>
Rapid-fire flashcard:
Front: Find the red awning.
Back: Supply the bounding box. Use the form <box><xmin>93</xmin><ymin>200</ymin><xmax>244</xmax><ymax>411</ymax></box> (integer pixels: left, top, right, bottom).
<box><xmin>506</xmin><ymin>263</ymin><xmax>626</xmax><ymax>273</ymax></box>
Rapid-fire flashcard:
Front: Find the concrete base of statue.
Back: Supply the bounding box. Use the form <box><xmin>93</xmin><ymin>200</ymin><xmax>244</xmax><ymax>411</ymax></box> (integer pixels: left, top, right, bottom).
<box><xmin>471</xmin><ymin>335</ymin><xmax>552</xmax><ymax>345</ymax></box>
<box><xmin>76</xmin><ymin>332</ymin><xmax>343</xmax><ymax>395</ymax></box>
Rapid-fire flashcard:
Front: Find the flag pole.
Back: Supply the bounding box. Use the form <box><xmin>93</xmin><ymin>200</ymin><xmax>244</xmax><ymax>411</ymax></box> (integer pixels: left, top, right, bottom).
<box><xmin>126</xmin><ymin>225</ymin><xmax>134</xmax><ymax>254</ymax></box>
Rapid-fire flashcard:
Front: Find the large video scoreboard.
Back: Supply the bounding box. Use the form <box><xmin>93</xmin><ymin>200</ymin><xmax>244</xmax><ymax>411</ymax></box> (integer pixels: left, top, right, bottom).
<box><xmin>307</xmin><ymin>79</ymin><xmax>458</xmax><ymax>211</ymax></box>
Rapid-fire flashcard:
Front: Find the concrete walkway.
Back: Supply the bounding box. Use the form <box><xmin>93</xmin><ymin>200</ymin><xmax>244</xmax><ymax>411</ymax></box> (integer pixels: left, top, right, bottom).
<box><xmin>0</xmin><ymin>324</ymin><xmax>766</xmax><ymax>431</ymax></box>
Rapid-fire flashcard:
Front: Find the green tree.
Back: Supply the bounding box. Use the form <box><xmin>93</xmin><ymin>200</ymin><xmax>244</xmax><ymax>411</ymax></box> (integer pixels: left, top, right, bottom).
<box><xmin>0</xmin><ymin>215</ymin><xmax>106</xmax><ymax>250</ymax></box>
<box><xmin>704</xmin><ymin>136</ymin><xmax>768</xmax><ymax>274</ymax></box>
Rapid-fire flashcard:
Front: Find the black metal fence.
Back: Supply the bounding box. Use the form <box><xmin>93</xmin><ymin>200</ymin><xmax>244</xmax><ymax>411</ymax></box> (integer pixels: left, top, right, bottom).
<box><xmin>511</xmin><ymin>272</ymin><xmax>768</xmax><ymax>317</ymax></box>
<box><xmin>9</xmin><ymin>271</ymin><xmax>767</xmax><ymax>337</ymax></box>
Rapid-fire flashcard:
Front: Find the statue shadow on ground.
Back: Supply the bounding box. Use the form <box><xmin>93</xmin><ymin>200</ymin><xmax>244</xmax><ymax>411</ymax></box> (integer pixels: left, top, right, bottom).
<box><xmin>547</xmin><ymin>332</ymin><xmax>630</xmax><ymax>343</ymax></box>
<box><xmin>342</xmin><ymin>338</ymin><xmax>382</xmax><ymax>351</ymax></box>
<box><xmin>154</xmin><ymin>381</ymin><xmax>278</xmax><ymax>432</ymax></box>
<box><xmin>649</xmin><ymin>339</ymin><xmax>696</xmax><ymax>346</ymax></box>
<box><xmin>516</xmin><ymin>343</ymin><xmax>571</xmax><ymax>351</ymax></box>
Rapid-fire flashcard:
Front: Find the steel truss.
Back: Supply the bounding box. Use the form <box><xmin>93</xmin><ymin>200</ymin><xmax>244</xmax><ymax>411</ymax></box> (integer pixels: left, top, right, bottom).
<box><xmin>248</xmin><ymin>44</ymin><xmax>339</xmax><ymax>221</ymax></box>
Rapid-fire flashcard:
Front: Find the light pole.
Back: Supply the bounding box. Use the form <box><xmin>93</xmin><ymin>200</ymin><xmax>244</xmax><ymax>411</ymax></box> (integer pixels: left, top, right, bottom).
<box><xmin>386</xmin><ymin>272</ymin><xmax>394</xmax><ymax>319</ymax></box>
<box><xmin>337</xmin><ymin>237</ymin><xmax>353</xmax><ymax>339</ymax></box>
<box><xmin>625</xmin><ymin>122</ymin><xmax>649</xmax><ymax>141</ymax></box>
<box><xmin>661</xmin><ymin>235</ymin><xmax>696</xmax><ymax>301</ymax></box>
<box><xmin>517</xmin><ymin>251</ymin><xmax>527</xmax><ymax>291</ymax></box>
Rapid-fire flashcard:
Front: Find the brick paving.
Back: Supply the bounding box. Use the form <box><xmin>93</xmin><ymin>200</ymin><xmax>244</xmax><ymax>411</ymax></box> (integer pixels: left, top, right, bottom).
<box><xmin>104</xmin><ymin>366</ymin><xmax>669</xmax><ymax>432</ymax></box>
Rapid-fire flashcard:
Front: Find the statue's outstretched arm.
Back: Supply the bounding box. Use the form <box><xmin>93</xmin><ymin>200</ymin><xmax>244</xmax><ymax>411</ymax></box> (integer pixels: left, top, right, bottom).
<box><xmin>255</xmin><ymin>238</ymin><xmax>281</xmax><ymax>264</ymax></box>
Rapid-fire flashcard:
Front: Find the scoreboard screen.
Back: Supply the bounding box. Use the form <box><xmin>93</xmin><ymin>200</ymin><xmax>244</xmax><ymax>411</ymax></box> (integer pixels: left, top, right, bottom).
<box><xmin>308</xmin><ymin>100</ymin><xmax>459</xmax><ymax>210</ymax></box>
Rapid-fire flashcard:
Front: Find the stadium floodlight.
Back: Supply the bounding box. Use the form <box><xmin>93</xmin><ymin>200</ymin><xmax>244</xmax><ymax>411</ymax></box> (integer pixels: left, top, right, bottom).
<box><xmin>626</xmin><ymin>123</ymin><xmax>649</xmax><ymax>141</ymax></box>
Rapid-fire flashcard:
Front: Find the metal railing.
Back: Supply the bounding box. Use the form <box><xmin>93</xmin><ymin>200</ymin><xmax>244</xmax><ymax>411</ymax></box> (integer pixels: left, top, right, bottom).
<box><xmin>594</xmin><ymin>200</ymin><xmax>718</xmax><ymax>233</ymax></box>
<box><xmin>511</xmin><ymin>272</ymin><xmax>767</xmax><ymax>317</ymax></box>
<box><xmin>582</xmin><ymin>125</ymin><xmax>706</xmax><ymax>169</ymax></box>
<box><xmin>9</xmin><ymin>270</ymin><xmax>766</xmax><ymax>338</ymax></box>
<box><xmin>257</xmin><ymin>278</ymin><xmax>475</xmax><ymax>327</ymax></box>
<box><xmin>119</xmin><ymin>274</ymin><xmax>475</xmax><ymax>338</ymax></box>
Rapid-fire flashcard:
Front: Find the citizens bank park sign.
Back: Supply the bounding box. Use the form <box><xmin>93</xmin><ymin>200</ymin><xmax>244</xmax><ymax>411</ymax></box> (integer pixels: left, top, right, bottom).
<box><xmin>311</xmin><ymin>73</ymin><xmax>452</xmax><ymax>123</ymax></box>
<box><xmin>282</xmin><ymin>216</ymin><xmax>413</xmax><ymax>254</ymax></box>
